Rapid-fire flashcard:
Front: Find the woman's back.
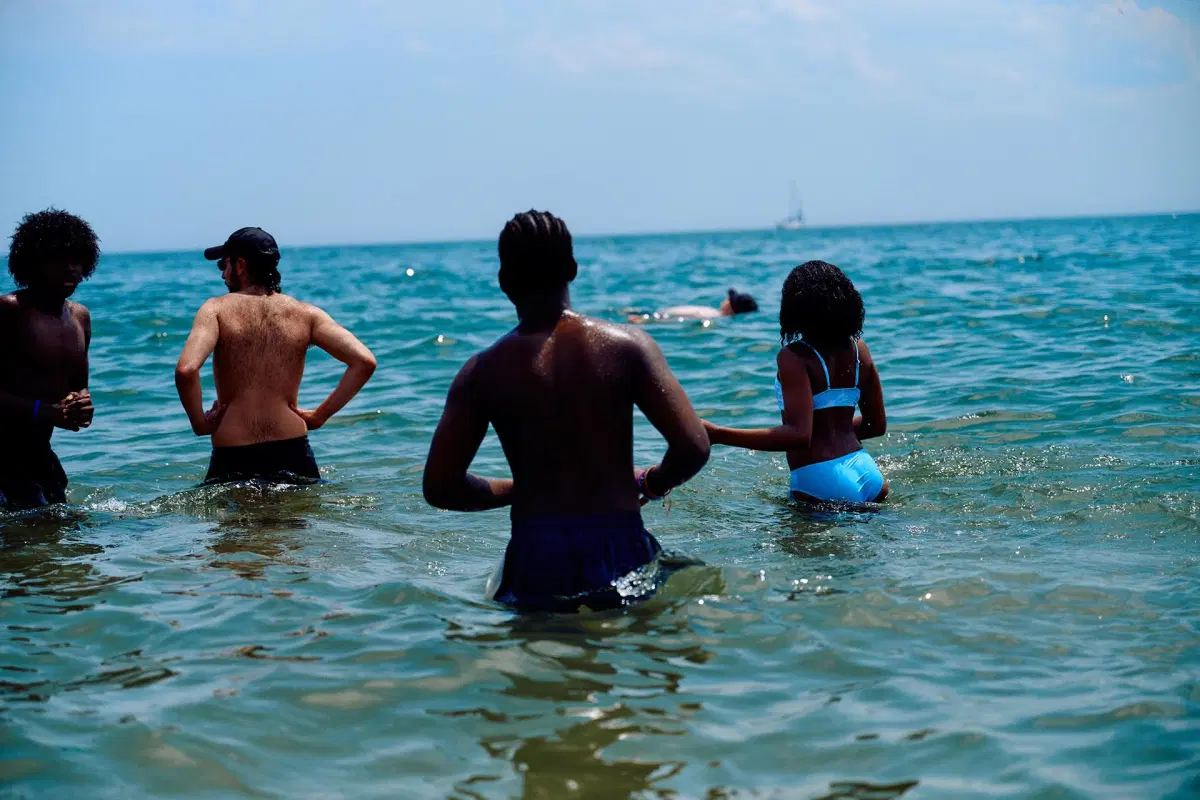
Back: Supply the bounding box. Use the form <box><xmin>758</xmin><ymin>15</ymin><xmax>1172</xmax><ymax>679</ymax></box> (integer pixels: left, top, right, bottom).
<box><xmin>778</xmin><ymin>339</ymin><xmax>864</xmax><ymax>469</ymax></box>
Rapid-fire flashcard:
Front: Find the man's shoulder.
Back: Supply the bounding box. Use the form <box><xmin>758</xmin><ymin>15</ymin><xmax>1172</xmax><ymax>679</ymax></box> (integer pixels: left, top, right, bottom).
<box><xmin>0</xmin><ymin>293</ymin><xmax>18</xmax><ymax>327</ymax></box>
<box><xmin>573</xmin><ymin>313</ymin><xmax>647</xmax><ymax>346</ymax></box>
<box><xmin>67</xmin><ymin>299</ymin><xmax>90</xmax><ymax>321</ymax></box>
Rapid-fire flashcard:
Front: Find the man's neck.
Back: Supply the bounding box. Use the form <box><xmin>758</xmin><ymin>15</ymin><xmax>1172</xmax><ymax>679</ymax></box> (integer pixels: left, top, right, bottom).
<box><xmin>515</xmin><ymin>287</ymin><xmax>571</xmax><ymax>332</ymax></box>
<box><xmin>18</xmin><ymin>289</ymin><xmax>68</xmax><ymax>316</ymax></box>
<box><xmin>234</xmin><ymin>285</ymin><xmax>270</xmax><ymax>297</ymax></box>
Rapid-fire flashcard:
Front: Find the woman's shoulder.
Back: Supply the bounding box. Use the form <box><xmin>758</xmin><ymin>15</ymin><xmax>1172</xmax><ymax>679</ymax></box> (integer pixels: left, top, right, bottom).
<box><xmin>776</xmin><ymin>344</ymin><xmax>812</xmax><ymax>377</ymax></box>
<box><xmin>855</xmin><ymin>337</ymin><xmax>874</xmax><ymax>360</ymax></box>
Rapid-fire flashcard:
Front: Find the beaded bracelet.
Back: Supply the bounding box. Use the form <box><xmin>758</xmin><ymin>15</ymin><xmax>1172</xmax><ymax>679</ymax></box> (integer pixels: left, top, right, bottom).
<box><xmin>637</xmin><ymin>466</ymin><xmax>672</xmax><ymax>501</ymax></box>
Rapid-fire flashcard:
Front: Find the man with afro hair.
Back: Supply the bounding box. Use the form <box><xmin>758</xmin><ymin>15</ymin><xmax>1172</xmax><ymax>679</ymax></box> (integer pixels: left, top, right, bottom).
<box><xmin>1</xmin><ymin>208</ymin><xmax>99</xmax><ymax>509</ymax></box>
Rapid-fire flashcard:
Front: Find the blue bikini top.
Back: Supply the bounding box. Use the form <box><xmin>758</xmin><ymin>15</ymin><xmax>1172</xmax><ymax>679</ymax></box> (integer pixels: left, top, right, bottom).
<box><xmin>774</xmin><ymin>340</ymin><xmax>861</xmax><ymax>411</ymax></box>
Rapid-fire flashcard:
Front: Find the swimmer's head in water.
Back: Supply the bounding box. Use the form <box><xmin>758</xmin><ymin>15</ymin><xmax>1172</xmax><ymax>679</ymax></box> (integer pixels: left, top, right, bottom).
<box><xmin>722</xmin><ymin>289</ymin><xmax>759</xmax><ymax>316</ymax></box>
<box><xmin>7</xmin><ymin>208</ymin><xmax>100</xmax><ymax>298</ymax></box>
<box><xmin>780</xmin><ymin>260</ymin><xmax>864</xmax><ymax>347</ymax></box>
<box><xmin>497</xmin><ymin>210</ymin><xmax>578</xmax><ymax>299</ymax></box>
<box><xmin>204</xmin><ymin>227</ymin><xmax>282</xmax><ymax>295</ymax></box>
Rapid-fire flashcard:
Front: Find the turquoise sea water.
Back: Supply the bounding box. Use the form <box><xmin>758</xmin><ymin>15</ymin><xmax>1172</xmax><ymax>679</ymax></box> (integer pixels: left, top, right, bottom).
<box><xmin>2</xmin><ymin>215</ymin><xmax>1198</xmax><ymax>798</ymax></box>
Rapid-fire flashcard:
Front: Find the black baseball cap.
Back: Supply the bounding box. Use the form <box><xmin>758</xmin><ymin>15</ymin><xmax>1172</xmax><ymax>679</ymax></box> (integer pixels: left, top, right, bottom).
<box><xmin>204</xmin><ymin>227</ymin><xmax>279</xmax><ymax>262</ymax></box>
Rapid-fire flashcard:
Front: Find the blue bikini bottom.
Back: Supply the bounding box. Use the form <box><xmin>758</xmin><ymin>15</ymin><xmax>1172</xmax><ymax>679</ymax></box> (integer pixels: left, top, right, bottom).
<box><xmin>789</xmin><ymin>449</ymin><xmax>885</xmax><ymax>504</ymax></box>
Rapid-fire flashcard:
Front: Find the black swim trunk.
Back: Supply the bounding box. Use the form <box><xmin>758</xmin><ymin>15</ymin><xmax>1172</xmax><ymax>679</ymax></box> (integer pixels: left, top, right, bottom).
<box><xmin>203</xmin><ymin>436</ymin><xmax>320</xmax><ymax>486</ymax></box>
<box><xmin>493</xmin><ymin>511</ymin><xmax>665</xmax><ymax>613</ymax></box>
<box><xmin>0</xmin><ymin>437</ymin><xmax>68</xmax><ymax>510</ymax></box>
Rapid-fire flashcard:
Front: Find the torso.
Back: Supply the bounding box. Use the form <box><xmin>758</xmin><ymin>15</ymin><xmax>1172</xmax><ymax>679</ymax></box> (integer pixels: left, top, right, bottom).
<box><xmin>208</xmin><ymin>293</ymin><xmax>313</xmax><ymax>448</ymax></box>
<box><xmin>471</xmin><ymin>311</ymin><xmax>644</xmax><ymax>518</ymax></box>
<box><xmin>0</xmin><ymin>292</ymin><xmax>89</xmax><ymax>443</ymax></box>
<box><xmin>783</xmin><ymin>340</ymin><xmax>863</xmax><ymax>470</ymax></box>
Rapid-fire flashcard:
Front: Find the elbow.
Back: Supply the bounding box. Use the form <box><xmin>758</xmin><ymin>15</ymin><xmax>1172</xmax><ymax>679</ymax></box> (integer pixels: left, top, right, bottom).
<box><xmin>787</xmin><ymin>433</ymin><xmax>811</xmax><ymax>451</ymax></box>
<box><xmin>421</xmin><ymin>473</ymin><xmax>451</xmax><ymax>510</ymax></box>
<box><xmin>174</xmin><ymin>364</ymin><xmax>198</xmax><ymax>386</ymax></box>
<box><xmin>359</xmin><ymin>351</ymin><xmax>377</xmax><ymax>377</ymax></box>
<box><xmin>683</xmin><ymin>437</ymin><xmax>711</xmax><ymax>476</ymax></box>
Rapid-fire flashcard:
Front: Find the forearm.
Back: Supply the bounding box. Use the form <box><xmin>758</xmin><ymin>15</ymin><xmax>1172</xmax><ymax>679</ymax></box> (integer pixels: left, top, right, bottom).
<box><xmin>706</xmin><ymin>423</ymin><xmax>809</xmax><ymax>452</ymax></box>
<box><xmin>853</xmin><ymin>416</ymin><xmax>885</xmax><ymax>440</ymax></box>
<box><xmin>174</xmin><ymin>370</ymin><xmax>207</xmax><ymax>433</ymax></box>
<box><xmin>312</xmin><ymin>362</ymin><xmax>374</xmax><ymax>424</ymax></box>
<box><xmin>647</xmin><ymin>441</ymin><xmax>710</xmax><ymax>497</ymax></box>
<box><xmin>425</xmin><ymin>473</ymin><xmax>513</xmax><ymax>511</ymax></box>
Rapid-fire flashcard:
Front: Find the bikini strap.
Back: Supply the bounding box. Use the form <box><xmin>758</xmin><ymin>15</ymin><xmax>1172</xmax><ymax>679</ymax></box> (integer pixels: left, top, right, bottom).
<box><xmin>797</xmin><ymin>340</ymin><xmax>831</xmax><ymax>391</ymax></box>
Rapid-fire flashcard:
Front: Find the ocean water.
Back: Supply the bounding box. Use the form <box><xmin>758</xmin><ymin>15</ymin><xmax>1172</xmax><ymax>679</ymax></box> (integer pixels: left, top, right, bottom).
<box><xmin>2</xmin><ymin>215</ymin><xmax>1198</xmax><ymax>799</ymax></box>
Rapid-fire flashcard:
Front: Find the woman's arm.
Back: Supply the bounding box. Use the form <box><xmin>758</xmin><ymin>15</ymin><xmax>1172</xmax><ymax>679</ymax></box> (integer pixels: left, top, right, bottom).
<box><xmin>704</xmin><ymin>348</ymin><xmax>813</xmax><ymax>452</ymax></box>
<box><xmin>853</xmin><ymin>339</ymin><xmax>887</xmax><ymax>440</ymax></box>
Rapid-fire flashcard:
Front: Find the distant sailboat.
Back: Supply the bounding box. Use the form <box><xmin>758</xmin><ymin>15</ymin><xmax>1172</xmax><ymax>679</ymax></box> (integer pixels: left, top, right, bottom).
<box><xmin>775</xmin><ymin>181</ymin><xmax>804</xmax><ymax>230</ymax></box>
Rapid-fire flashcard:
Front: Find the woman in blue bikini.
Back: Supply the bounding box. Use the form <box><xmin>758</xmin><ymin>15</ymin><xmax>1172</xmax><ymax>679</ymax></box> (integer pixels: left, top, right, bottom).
<box><xmin>703</xmin><ymin>260</ymin><xmax>888</xmax><ymax>505</ymax></box>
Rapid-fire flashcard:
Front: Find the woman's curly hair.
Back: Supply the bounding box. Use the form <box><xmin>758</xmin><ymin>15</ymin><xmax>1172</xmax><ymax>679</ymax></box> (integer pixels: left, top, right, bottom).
<box><xmin>8</xmin><ymin>208</ymin><xmax>100</xmax><ymax>288</ymax></box>
<box><xmin>779</xmin><ymin>260</ymin><xmax>864</xmax><ymax>347</ymax></box>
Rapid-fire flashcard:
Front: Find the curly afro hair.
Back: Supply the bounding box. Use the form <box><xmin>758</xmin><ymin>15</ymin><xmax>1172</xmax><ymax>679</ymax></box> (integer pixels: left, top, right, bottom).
<box><xmin>8</xmin><ymin>208</ymin><xmax>100</xmax><ymax>289</ymax></box>
<box><xmin>779</xmin><ymin>260</ymin><xmax>864</xmax><ymax>347</ymax></box>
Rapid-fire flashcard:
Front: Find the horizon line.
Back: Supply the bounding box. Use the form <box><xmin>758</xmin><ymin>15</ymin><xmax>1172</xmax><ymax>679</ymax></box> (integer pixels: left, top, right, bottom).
<box><xmin>101</xmin><ymin>208</ymin><xmax>1199</xmax><ymax>257</ymax></box>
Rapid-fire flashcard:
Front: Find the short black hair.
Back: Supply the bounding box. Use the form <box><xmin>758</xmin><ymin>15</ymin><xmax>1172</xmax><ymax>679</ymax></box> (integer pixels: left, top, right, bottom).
<box><xmin>7</xmin><ymin>208</ymin><xmax>100</xmax><ymax>288</ymax></box>
<box><xmin>498</xmin><ymin>210</ymin><xmax>578</xmax><ymax>295</ymax></box>
<box><xmin>780</xmin><ymin>260</ymin><xmax>864</xmax><ymax>347</ymax></box>
<box><xmin>728</xmin><ymin>289</ymin><xmax>758</xmax><ymax>314</ymax></box>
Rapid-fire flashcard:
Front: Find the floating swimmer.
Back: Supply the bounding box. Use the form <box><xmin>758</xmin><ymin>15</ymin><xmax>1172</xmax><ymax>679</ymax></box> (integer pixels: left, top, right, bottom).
<box><xmin>628</xmin><ymin>288</ymin><xmax>758</xmax><ymax>323</ymax></box>
<box><xmin>702</xmin><ymin>261</ymin><xmax>889</xmax><ymax>505</ymax></box>
<box><xmin>0</xmin><ymin>209</ymin><xmax>99</xmax><ymax>509</ymax></box>
<box><xmin>423</xmin><ymin>210</ymin><xmax>710</xmax><ymax>612</ymax></box>
<box><xmin>175</xmin><ymin>227</ymin><xmax>377</xmax><ymax>485</ymax></box>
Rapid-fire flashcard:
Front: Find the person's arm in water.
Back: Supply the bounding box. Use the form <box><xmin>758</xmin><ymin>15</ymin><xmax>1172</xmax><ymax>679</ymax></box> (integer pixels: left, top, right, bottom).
<box><xmin>290</xmin><ymin>307</ymin><xmax>377</xmax><ymax>430</ymax></box>
<box><xmin>853</xmin><ymin>339</ymin><xmax>886</xmax><ymax>440</ymax></box>
<box><xmin>174</xmin><ymin>300</ymin><xmax>227</xmax><ymax>436</ymax></box>
<box><xmin>703</xmin><ymin>347</ymin><xmax>813</xmax><ymax>452</ymax></box>
<box><xmin>65</xmin><ymin>303</ymin><xmax>94</xmax><ymax>429</ymax></box>
<box><xmin>423</xmin><ymin>356</ymin><xmax>514</xmax><ymax>511</ymax></box>
<box><xmin>0</xmin><ymin>297</ymin><xmax>92</xmax><ymax>431</ymax></box>
<box><xmin>630</xmin><ymin>328</ymin><xmax>710</xmax><ymax>499</ymax></box>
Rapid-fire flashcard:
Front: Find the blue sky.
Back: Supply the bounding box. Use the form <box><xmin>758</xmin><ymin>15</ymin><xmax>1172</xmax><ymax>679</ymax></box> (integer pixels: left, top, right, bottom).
<box><xmin>1</xmin><ymin>0</ymin><xmax>1197</xmax><ymax>252</ymax></box>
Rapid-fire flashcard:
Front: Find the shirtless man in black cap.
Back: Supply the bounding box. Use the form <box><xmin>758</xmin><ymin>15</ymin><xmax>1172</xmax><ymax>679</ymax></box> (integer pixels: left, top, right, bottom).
<box><xmin>175</xmin><ymin>227</ymin><xmax>376</xmax><ymax>484</ymax></box>
<box><xmin>0</xmin><ymin>209</ymin><xmax>99</xmax><ymax>509</ymax></box>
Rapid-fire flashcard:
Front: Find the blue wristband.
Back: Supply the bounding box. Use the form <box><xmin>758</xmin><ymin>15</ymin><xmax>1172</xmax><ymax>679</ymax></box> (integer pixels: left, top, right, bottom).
<box><xmin>33</xmin><ymin>400</ymin><xmax>41</xmax><ymax>422</ymax></box>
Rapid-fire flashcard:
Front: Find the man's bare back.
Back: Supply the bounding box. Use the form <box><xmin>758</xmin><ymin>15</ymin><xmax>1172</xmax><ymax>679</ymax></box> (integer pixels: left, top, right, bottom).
<box><xmin>460</xmin><ymin>311</ymin><xmax>701</xmax><ymax>516</ymax></box>
<box><xmin>202</xmin><ymin>293</ymin><xmax>313</xmax><ymax>447</ymax></box>
<box><xmin>423</xmin><ymin>210</ymin><xmax>708</xmax><ymax>611</ymax></box>
<box><xmin>175</xmin><ymin>227</ymin><xmax>375</xmax><ymax>483</ymax></box>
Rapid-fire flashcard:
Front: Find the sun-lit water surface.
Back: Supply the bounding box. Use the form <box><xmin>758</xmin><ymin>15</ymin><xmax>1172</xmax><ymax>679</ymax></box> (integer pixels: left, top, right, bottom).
<box><xmin>2</xmin><ymin>215</ymin><xmax>1198</xmax><ymax>798</ymax></box>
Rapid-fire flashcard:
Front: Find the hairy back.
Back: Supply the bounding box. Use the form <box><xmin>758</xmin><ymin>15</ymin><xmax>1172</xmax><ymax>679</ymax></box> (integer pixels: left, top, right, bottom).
<box><xmin>212</xmin><ymin>294</ymin><xmax>311</xmax><ymax>399</ymax></box>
